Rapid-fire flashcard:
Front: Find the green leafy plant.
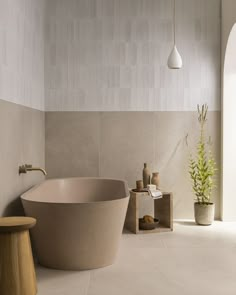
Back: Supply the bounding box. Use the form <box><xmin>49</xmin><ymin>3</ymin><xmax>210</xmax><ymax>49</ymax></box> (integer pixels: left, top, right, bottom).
<box><xmin>189</xmin><ymin>104</ymin><xmax>217</xmax><ymax>205</ymax></box>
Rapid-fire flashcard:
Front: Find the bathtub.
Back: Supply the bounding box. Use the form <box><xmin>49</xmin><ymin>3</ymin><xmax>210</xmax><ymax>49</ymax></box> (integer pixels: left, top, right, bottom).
<box><xmin>21</xmin><ymin>177</ymin><xmax>129</xmax><ymax>270</ymax></box>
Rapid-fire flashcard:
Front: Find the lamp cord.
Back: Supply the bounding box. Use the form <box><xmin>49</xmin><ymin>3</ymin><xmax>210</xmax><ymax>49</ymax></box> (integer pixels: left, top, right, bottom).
<box><xmin>174</xmin><ymin>0</ymin><xmax>176</xmax><ymax>45</ymax></box>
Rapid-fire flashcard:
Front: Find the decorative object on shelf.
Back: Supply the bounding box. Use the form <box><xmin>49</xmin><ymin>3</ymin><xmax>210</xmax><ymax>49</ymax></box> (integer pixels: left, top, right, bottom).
<box><xmin>151</xmin><ymin>172</ymin><xmax>160</xmax><ymax>189</ymax></box>
<box><xmin>142</xmin><ymin>215</ymin><xmax>154</xmax><ymax>223</ymax></box>
<box><xmin>167</xmin><ymin>0</ymin><xmax>183</xmax><ymax>69</ymax></box>
<box><xmin>147</xmin><ymin>184</ymin><xmax>156</xmax><ymax>191</ymax></box>
<box><xmin>142</xmin><ymin>163</ymin><xmax>151</xmax><ymax>188</ymax></box>
<box><xmin>139</xmin><ymin>216</ymin><xmax>159</xmax><ymax>230</ymax></box>
<box><xmin>136</xmin><ymin>180</ymin><xmax>144</xmax><ymax>191</ymax></box>
<box><xmin>148</xmin><ymin>189</ymin><xmax>163</xmax><ymax>200</ymax></box>
<box><xmin>189</xmin><ymin>104</ymin><xmax>217</xmax><ymax>225</ymax></box>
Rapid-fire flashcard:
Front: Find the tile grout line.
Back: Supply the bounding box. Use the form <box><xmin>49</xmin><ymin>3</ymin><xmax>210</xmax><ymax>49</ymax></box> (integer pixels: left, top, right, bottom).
<box><xmin>86</xmin><ymin>271</ymin><xmax>92</xmax><ymax>295</ymax></box>
<box><xmin>98</xmin><ymin>112</ymin><xmax>102</xmax><ymax>177</ymax></box>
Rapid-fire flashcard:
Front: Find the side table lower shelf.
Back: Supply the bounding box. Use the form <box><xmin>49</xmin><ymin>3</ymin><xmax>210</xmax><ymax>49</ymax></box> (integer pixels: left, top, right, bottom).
<box><xmin>125</xmin><ymin>191</ymin><xmax>173</xmax><ymax>234</ymax></box>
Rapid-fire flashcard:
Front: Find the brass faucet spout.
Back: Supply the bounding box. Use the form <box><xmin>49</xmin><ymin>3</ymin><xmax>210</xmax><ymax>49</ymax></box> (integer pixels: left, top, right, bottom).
<box><xmin>26</xmin><ymin>167</ymin><xmax>47</xmax><ymax>176</ymax></box>
<box><xmin>19</xmin><ymin>164</ymin><xmax>47</xmax><ymax>176</ymax></box>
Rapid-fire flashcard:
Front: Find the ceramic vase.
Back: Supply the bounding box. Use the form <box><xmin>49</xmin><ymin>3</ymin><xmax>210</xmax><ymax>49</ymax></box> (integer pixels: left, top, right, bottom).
<box><xmin>142</xmin><ymin>163</ymin><xmax>151</xmax><ymax>188</ymax></box>
<box><xmin>136</xmin><ymin>180</ymin><xmax>144</xmax><ymax>191</ymax></box>
<box><xmin>151</xmin><ymin>172</ymin><xmax>160</xmax><ymax>189</ymax></box>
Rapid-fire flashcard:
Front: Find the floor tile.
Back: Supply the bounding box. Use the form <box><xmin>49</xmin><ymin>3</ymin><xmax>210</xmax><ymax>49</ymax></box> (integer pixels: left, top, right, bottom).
<box><xmin>36</xmin><ymin>266</ymin><xmax>90</xmax><ymax>295</ymax></box>
<box><xmin>36</xmin><ymin>222</ymin><xmax>236</xmax><ymax>295</ymax></box>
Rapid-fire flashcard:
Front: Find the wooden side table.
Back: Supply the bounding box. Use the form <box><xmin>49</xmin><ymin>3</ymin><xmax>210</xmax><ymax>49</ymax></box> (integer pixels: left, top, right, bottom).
<box><xmin>125</xmin><ymin>191</ymin><xmax>173</xmax><ymax>234</ymax></box>
<box><xmin>0</xmin><ymin>217</ymin><xmax>37</xmax><ymax>295</ymax></box>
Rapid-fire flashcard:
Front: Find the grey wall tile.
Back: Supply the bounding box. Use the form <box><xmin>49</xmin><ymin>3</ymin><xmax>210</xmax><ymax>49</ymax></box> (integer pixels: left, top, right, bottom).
<box><xmin>99</xmin><ymin>112</ymin><xmax>155</xmax><ymax>186</ymax></box>
<box><xmin>45</xmin><ymin>111</ymin><xmax>221</xmax><ymax>219</ymax></box>
<box><xmin>45</xmin><ymin>112</ymin><xmax>100</xmax><ymax>178</ymax></box>
<box><xmin>0</xmin><ymin>100</ymin><xmax>45</xmax><ymax>216</ymax></box>
<box><xmin>153</xmin><ymin>111</ymin><xmax>221</xmax><ymax>219</ymax></box>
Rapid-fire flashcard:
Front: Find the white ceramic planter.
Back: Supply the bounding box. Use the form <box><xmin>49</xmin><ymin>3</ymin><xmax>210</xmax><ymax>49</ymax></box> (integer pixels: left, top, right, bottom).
<box><xmin>194</xmin><ymin>202</ymin><xmax>215</xmax><ymax>225</ymax></box>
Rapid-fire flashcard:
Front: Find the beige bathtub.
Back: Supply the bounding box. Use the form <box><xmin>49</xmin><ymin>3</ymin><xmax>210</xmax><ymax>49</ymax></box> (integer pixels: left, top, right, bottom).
<box><xmin>21</xmin><ymin>177</ymin><xmax>129</xmax><ymax>270</ymax></box>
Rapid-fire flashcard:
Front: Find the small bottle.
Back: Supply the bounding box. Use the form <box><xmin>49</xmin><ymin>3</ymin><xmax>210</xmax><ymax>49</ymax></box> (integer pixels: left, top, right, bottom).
<box><xmin>142</xmin><ymin>163</ymin><xmax>151</xmax><ymax>188</ymax></box>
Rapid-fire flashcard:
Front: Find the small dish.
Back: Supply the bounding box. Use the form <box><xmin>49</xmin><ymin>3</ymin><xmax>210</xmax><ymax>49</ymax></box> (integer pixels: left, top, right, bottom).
<box><xmin>139</xmin><ymin>218</ymin><xmax>159</xmax><ymax>230</ymax></box>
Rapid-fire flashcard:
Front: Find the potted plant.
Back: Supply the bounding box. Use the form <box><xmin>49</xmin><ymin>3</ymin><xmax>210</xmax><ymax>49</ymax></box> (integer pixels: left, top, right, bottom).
<box><xmin>189</xmin><ymin>104</ymin><xmax>217</xmax><ymax>225</ymax></box>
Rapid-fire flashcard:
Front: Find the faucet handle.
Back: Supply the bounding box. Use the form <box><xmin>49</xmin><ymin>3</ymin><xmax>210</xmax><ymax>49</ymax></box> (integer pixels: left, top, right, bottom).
<box><xmin>19</xmin><ymin>165</ymin><xmax>27</xmax><ymax>174</ymax></box>
<box><xmin>19</xmin><ymin>164</ymin><xmax>32</xmax><ymax>174</ymax></box>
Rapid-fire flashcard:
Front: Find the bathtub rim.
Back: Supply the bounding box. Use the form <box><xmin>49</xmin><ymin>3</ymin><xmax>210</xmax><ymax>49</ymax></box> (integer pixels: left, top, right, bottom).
<box><xmin>21</xmin><ymin>177</ymin><xmax>130</xmax><ymax>205</ymax></box>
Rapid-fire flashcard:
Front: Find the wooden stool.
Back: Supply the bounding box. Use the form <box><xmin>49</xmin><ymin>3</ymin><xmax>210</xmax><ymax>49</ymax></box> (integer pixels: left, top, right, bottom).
<box><xmin>0</xmin><ymin>217</ymin><xmax>37</xmax><ymax>295</ymax></box>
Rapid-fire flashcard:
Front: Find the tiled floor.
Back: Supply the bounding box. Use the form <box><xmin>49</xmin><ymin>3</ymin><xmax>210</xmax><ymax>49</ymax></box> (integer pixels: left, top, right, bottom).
<box><xmin>36</xmin><ymin>221</ymin><xmax>236</xmax><ymax>295</ymax></box>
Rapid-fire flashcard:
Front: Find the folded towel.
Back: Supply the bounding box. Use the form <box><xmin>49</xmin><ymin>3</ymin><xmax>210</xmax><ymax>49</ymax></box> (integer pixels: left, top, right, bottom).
<box><xmin>148</xmin><ymin>189</ymin><xmax>163</xmax><ymax>199</ymax></box>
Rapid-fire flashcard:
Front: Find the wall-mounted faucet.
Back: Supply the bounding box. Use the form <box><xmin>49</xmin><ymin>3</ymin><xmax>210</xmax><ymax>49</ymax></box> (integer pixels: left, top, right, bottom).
<box><xmin>19</xmin><ymin>164</ymin><xmax>47</xmax><ymax>176</ymax></box>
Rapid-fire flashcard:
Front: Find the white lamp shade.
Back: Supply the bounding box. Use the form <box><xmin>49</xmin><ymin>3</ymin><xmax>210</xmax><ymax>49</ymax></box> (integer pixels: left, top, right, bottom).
<box><xmin>167</xmin><ymin>45</ymin><xmax>183</xmax><ymax>69</ymax></box>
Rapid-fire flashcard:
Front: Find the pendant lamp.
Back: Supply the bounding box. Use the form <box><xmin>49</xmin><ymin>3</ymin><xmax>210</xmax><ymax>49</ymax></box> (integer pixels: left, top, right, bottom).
<box><xmin>167</xmin><ymin>0</ymin><xmax>182</xmax><ymax>69</ymax></box>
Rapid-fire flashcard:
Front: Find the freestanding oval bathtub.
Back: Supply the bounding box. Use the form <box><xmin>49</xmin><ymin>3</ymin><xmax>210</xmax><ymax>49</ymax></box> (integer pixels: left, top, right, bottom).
<box><xmin>21</xmin><ymin>177</ymin><xmax>129</xmax><ymax>270</ymax></box>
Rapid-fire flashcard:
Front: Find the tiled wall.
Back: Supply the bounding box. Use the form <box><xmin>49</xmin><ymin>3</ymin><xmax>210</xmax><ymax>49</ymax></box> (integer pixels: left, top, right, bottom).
<box><xmin>0</xmin><ymin>0</ymin><xmax>46</xmax><ymax>216</ymax></box>
<box><xmin>0</xmin><ymin>100</ymin><xmax>45</xmax><ymax>216</ymax></box>
<box><xmin>0</xmin><ymin>0</ymin><xmax>222</xmax><ymax>220</ymax></box>
<box><xmin>44</xmin><ymin>0</ymin><xmax>222</xmax><ymax>219</ymax></box>
<box><xmin>0</xmin><ymin>0</ymin><xmax>45</xmax><ymax>110</ymax></box>
<box><xmin>46</xmin><ymin>111</ymin><xmax>221</xmax><ymax>219</ymax></box>
<box><xmin>45</xmin><ymin>0</ymin><xmax>221</xmax><ymax>111</ymax></box>
<box><xmin>222</xmin><ymin>0</ymin><xmax>236</xmax><ymax>220</ymax></box>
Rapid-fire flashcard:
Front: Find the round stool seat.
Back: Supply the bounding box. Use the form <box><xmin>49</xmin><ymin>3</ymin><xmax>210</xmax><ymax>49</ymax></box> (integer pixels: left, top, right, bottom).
<box><xmin>0</xmin><ymin>216</ymin><xmax>36</xmax><ymax>233</ymax></box>
<box><xmin>0</xmin><ymin>216</ymin><xmax>37</xmax><ymax>295</ymax></box>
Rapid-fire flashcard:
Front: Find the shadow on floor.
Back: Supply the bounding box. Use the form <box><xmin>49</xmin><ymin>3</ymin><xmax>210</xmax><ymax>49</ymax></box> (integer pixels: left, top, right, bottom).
<box><xmin>174</xmin><ymin>221</ymin><xmax>197</xmax><ymax>226</ymax></box>
<box><xmin>122</xmin><ymin>228</ymin><xmax>133</xmax><ymax>235</ymax></box>
<box><xmin>36</xmin><ymin>264</ymin><xmax>85</xmax><ymax>283</ymax></box>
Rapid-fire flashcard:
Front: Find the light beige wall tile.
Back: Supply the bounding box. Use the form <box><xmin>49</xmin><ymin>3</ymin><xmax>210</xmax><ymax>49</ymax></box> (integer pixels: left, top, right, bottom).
<box><xmin>0</xmin><ymin>0</ymin><xmax>45</xmax><ymax>110</ymax></box>
<box><xmin>0</xmin><ymin>100</ymin><xmax>45</xmax><ymax>216</ymax></box>
<box><xmin>45</xmin><ymin>0</ymin><xmax>221</xmax><ymax>111</ymax></box>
